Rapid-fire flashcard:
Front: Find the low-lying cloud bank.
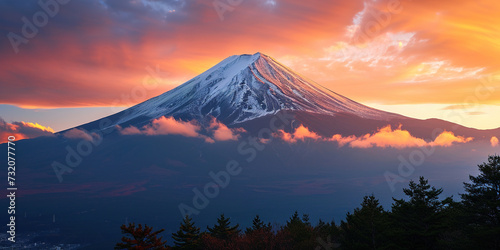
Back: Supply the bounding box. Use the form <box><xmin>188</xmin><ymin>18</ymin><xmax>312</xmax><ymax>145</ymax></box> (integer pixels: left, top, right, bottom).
<box><xmin>62</xmin><ymin>128</ymin><xmax>101</xmax><ymax>142</ymax></box>
<box><xmin>118</xmin><ymin>116</ymin><xmax>246</xmax><ymax>143</ymax></box>
<box><xmin>0</xmin><ymin>117</ymin><xmax>54</xmax><ymax>143</ymax></box>
<box><xmin>274</xmin><ymin>125</ymin><xmax>474</xmax><ymax>148</ymax></box>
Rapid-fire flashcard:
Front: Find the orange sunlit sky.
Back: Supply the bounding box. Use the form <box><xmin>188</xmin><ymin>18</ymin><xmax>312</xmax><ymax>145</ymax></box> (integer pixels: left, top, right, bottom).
<box><xmin>0</xmin><ymin>0</ymin><xmax>499</xmax><ymax>132</ymax></box>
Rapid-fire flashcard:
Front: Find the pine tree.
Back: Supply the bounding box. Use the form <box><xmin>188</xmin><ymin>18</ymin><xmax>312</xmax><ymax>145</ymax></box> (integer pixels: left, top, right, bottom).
<box><xmin>302</xmin><ymin>214</ymin><xmax>311</xmax><ymax>227</ymax></box>
<box><xmin>172</xmin><ymin>215</ymin><xmax>201</xmax><ymax>249</ymax></box>
<box><xmin>288</xmin><ymin>211</ymin><xmax>301</xmax><ymax>225</ymax></box>
<box><xmin>314</xmin><ymin>219</ymin><xmax>341</xmax><ymax>250</ymax></box>
<box><xmin>207</xmin><ymin>214</ymin><xmax>240</xmax><ymax>240</ymax></box>
<box><xmin>340</xmin><ymin>194</ymin><xmax>388</xmax><ymax>249</ymax></box>
<box><xmin>461</xmin><ymin>155</ymin><xmax>500</xmax><ymax>249</ymax></box>
<box><xmin>244</xmin><ymin>215</ymin><xmax>275</xmax><ymax>250</ymax></box>
<box><xmin>284</xmin><ymin>211</ymin><xmax>314</xmax><ymax>249</ymax></box>
<box><xmin>435</xmin><ymin>199</ymin><xmax>468</xmax><ymax>249</ymax></box>
<box><xmin>245</xmin><ymin>215</ymin><xmax>272</xmax><ymax>234</ymax></box>
<box><xmin>390</xmin><ymin>176</ymin><xmax>452</xmax><ymax>249</ymax></box>
<box><xmin>115</xmin><ymin>223</ymin><xmax>168</xmax><ymax>249</ymax></box>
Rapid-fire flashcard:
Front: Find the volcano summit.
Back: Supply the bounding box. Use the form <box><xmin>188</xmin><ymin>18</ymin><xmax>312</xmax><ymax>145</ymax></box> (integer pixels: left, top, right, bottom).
<box><xmin>77</xmin><ymin>52</ymin><xmax>403</xmax><ymax>132</ymax></box>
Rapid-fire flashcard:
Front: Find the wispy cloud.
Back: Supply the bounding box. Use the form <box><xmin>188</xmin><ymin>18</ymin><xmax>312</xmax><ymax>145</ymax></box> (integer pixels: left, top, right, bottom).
<box><xmin>209</xmin><ymin>118</ymin><xmax>246</xmax><ymax>141</ymax></box>
<box><xmin>63</xmin><ymin>128</ymin><xmax>101</xmax><ymax>142</ymax></box>
<box><xmin>466</xmin><ymin>111</ymin><xmax>486</xmax><ymax>116</ymax></box>
<box><xmin>130</xmin><ymin>116</ymin><xmax>201</xmax><ymax>137</ymax></box>
<box><xmin>118</xmin><ymin>116</ymin><xmax>245</xmax><ymax>143</ymax></box>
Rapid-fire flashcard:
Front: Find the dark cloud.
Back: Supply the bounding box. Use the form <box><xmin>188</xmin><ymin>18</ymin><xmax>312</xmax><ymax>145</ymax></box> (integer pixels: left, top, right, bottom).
<box><xmin>0</xmin><ymin>117</ymin><xmax>54</xmax><ymax>143</ymax></box>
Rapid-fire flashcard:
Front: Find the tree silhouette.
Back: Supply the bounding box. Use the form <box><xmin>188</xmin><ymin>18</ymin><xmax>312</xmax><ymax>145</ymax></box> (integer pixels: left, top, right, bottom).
<box><xmin>242</xmin><ymin>215</ymin><xmax>275</xmax><ymax>250</ymax></box>
<box><xmin>245</xmin><ymin>215</ymin><xmax>272</xmax><ymax>234</ymax></box>
<box><xmin>172</xmin><ymin>215</ymin><xmax>201</xmax><ymax>249</ymax></box>
<box><xmin>461</xmin><ymin>155</ymin><xmax>500</xmax><ymax>249</ymax></box>
<box><xmin>207</xmin><ymin>214</ymin><xmax>240</xmax><ymax>240</ymax></box>
<box><xmin>314</xmin><ymin>219</ymin><xmax>341</xmax><ymax>249</ymax></box>
<box><xmin>340</xmin><ymin>194</ymin><xmax>389</xmax><ymax>249</ymax></box>
<box><xmin>113</xmin><ymin>156</ymin><xmax>500</xmax><ymax>249</ymax></box>
<box><xmin>115</xmin><ymin>223</ymin><xmax>168</xmax><ymax>250</ymax></box>
<box><xmin>284</xmin><ymin>211</ymin><xmax>314</xmax><ymax>249</ymax></box>
<box><xmin>390</xmin><ymin>176</ymin><xmax>452</xmax><ymax>249</ymax></box>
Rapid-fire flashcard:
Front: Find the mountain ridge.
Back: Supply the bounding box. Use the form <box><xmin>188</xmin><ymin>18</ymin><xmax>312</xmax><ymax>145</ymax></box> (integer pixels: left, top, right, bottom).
<box><xmin>71</xmin><ymin>52</ymin><xmax>405</xmax><ymax>133</ymax></box>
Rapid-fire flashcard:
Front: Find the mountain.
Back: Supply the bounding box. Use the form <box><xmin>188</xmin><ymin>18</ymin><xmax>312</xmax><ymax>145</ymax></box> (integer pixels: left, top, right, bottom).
<box><xmin>7</xmin><ymin>53</ymin><xmax>500</xmax><ymax>249</ymax></box>
<box><xmin>70</xmin><ymin>52</ymin><xmax>500</xmax><ymax>141</ymax></box>
<box><xmin>73</xmin><ymin>52</ymin><xmax>403</xmax><ymax>133</ymax></box>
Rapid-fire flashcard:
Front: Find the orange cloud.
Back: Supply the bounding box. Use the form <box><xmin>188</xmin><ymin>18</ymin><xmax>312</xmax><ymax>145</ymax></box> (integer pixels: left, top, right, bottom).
<box><xmin>119</xmin><ymin>126</ymin><xmax>142</xmax><ymax>135</ymax></box>
<box><xmin>491</xmin><ymin>136</ymin><xmax>499</xmax><ymax>147</ymax></box>
<box><xmin>119</xmin><ymin>116</ymin><xmax>245</xmax><ymax>143</ymax></box>
<box><xmin>430</xmin><ymin>131</ymin><xmax>473</xmax><ymax>147</ymax></box>
<box><xmin>1</xmin><ymin>0</ymin><xmax>499</xmax><ymax>134</ymax></box>
<box><xmin>311</xmin><ymin>0</ymin><xmax>500</xmax><ymax>106</ymax></box>
<box><xmin>0</xmin><ymin>118</ymin><xmax>54</xmax><ymax>143</ymax></box>
<box><xmin>274</xmin><ymin>125</ymin><xmax>321</xmax><ymax>143</ymax></box>
<box><xmin>145</xmin><ymin>117</ymin><xmax>201</xmax><ymax>137</ymax></box>
<box><xmin>0</xmin><ymin>0</ymin><xmax>360</xmax><ymax>108</ymax></box>
<box><xmin>209</xmin><ymin>118</ymin><xmax>246</xmax><ymax>141</ymax></box>
<box><xmin>329</xmin><ymin>134</ymin><xmax>357</xmax><ymax>147</ymax></box>
<box><xmin>18</xmin><ymin>121</ymin><xmax>55</xmax><ymax>133</ymax></box>
<box><xmin>120</xmin><ymin>116</ymin><xmax>201</xmax><ymax>137</ymax></box>
<box><xmin>293</xmin><ymin>125</ymin><xmax>321</xmax><ymax>141</ymax></box>
<box><xmin>275</xmin><ymin>124</ymin><xmax>474</xmax><ymax>148</ymax></box>
<box><xmin>63</xmin><ymin>128</ymin><xmax>100</xmax><ymax>142</ymax></box>
<box><xmin>343</xmin><ymin>126</ymin><xmax>428</xmax><ymax>149</ymax></box>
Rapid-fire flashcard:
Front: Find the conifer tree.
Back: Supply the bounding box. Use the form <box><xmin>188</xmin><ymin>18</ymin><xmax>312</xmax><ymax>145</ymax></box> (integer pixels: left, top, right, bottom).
<box><xmin>172</xmin><ymin>215</ymin><xmax>201</xmax><ymax>249</ymax></box>
<box><xmin>390</xmin><ymin>176</ymin><xmax>452</xmax><ymax>249</ymax></box>
<box><xmin>314</xmin><ymin>219</ymin><xmax>341</xmax><ymax>250</ymax></box>
<box><xmin>302</xmin><ymin>214</ymin><xmax>311</xmax><ymax>227</ymax></box>
<box><xmin>207</xmin><ymin>214</ymin><xmax>240</xmax><ymax>240</ymax></box>
<box><xmin>244</xmin><ymin>215</ymin><xmax>275</xmax><ymax>250</ymax></box>
<box><xmin>284</xmin><ymin>211</ymin><xmax>314</xmax><ymax>249</ymax></box>
<box><xmin>245</xmin><ymin>215</ymin><xmax>272</xmax><ymax>234</ymax></box>
<box><xmin>340</xmin><ymin>194</ymin><xmax>388</xmax><ymax>249</ymax></box>
<box><xmin>461</xmin><ymin>155</ymin><xmax>500</xmax><ymax>249</ymax></box>
<box><xmin>287</xmin><ymin>211</ymin><xmax>301</xmax><ymax>225</ymax></box>
<box><xmin>115</xmin><ymin>223</ymin><xmax>168</xmax><ymax>249</ymax></box>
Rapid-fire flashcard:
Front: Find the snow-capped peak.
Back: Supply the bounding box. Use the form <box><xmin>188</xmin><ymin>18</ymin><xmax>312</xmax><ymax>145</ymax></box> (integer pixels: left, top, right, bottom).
<box><xmin>115</xmin><ymin>52</ymin><xmax>400</xmax><ymax>126</ymax></box>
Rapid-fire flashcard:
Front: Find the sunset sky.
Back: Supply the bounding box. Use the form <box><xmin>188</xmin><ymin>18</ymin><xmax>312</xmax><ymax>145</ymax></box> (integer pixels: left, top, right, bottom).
<box><xmin>0</xmin><ymin>0</ymin><xmax>499</xmax><ymax>132</ymax></box>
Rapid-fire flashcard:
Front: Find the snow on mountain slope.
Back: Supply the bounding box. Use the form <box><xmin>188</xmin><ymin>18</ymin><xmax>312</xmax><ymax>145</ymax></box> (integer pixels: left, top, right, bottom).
<box><xmin>113</xmin><ymin>52</ymin><xmax>401</xmax><ymax>127</ymax></box>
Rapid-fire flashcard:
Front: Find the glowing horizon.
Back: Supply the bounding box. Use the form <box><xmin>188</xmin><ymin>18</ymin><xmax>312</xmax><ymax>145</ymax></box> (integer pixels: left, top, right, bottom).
<box><xmin>0</xmin><ymin>0</ymin><xmax>499</xmax><ymax>130</ymax></box>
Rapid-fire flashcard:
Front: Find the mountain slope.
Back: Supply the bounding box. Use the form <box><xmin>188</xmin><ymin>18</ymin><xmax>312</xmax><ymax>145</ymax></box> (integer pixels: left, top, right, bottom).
<box><xmin>82</xmin><ymin>52</ymin><xmax>402</xmax><ymax>132</ymax></box>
